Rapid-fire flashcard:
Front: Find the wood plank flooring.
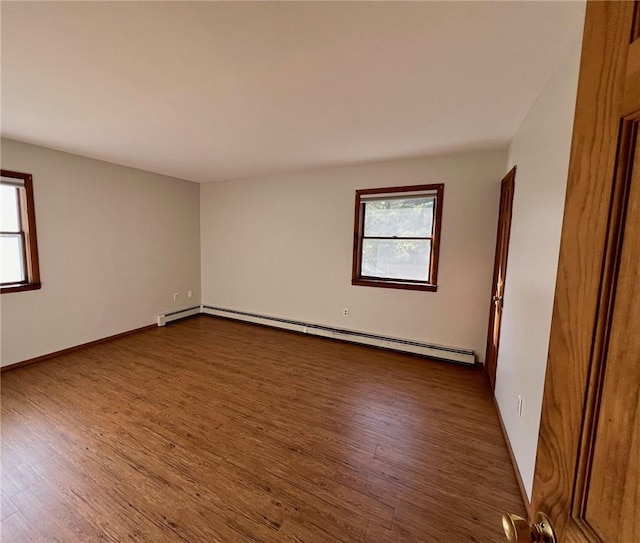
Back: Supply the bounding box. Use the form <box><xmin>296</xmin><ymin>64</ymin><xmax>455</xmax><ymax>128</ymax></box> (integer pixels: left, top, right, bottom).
<box><xmin>1</xmin><ymin>316</ymin><xmax>525</xmax><ymax>542</ymax></box>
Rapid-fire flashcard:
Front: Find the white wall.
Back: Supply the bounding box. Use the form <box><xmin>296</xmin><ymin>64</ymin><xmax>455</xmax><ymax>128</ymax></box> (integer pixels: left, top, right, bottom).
<box><xmin>495</xmin><ymin>27</ymin><xmax>584</xmax><ymax>499</ymax></box>
<box><xmin>201</xmin><ymin>150</ymin><xmax>507</xmax><ymax>360</ymax></box>
<box><xmin>0</xmin><ymin>138</ymin><xmax>201</xmax><ymax>366</ymax></box>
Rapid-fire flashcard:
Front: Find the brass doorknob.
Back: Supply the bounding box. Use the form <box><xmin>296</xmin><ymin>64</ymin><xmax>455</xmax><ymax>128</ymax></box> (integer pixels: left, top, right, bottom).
<box><xmin>502</xmin><ymin>512</ymin><xmax>556</xmax><ymax>543</ymax></box>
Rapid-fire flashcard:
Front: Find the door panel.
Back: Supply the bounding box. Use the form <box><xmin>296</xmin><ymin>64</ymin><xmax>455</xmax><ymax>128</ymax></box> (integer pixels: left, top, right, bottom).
<box><xmin>485</xmin><ymin>167</ymin><xmax>515</xmax><ymax>389</ymax></box>
<box><xmin>584</xmin><ymin>136</ymin><xmax>640</xmax><ymax>542</ymax></box>
<box><xmin>530</xmin><ymin>2</ymin><xmax>640</xmax><ymax>543</ymax></box>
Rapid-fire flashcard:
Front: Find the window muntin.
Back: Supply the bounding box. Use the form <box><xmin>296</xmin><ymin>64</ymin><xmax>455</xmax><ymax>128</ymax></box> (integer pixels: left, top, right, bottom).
<box><xmin>352</xmin><ymin>184</ymin><xmax>443</xmax><ymax>291</ymax></box>
<box><xmin>1</xmin><ymin>170</ymin><xmax>41</xmax><ymax>293</ymax></box>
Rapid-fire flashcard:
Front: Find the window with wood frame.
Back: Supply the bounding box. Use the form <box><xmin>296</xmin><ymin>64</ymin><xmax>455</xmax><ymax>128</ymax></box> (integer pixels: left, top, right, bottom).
<box><xmin>352</xmin><ymin>184</ymin><xmax>443</xmax><ymax>292</ymax></box>
<box><xmin>1</xmin><ymin>170</ymin><xmax>41</xmax><ymax>293</ymax></box>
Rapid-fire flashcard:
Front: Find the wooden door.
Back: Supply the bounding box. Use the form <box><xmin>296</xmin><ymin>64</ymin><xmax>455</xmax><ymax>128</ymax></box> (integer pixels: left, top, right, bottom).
<box><xmin>517</xmin><ymin>2</ymin><xmax>640</xmax><ymax>542</ymax></box>
<box><xmin>485</xmin><ymin>167</ymin><xmax>515</xmax><ymax>389</ymax></box>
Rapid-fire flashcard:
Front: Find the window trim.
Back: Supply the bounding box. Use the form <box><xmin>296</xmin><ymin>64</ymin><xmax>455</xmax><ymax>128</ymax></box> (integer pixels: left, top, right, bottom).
<box><xmin>351</xmin><ymin>183</ymin><xmax>444</xmax><ymax>292</ymax></box>
<box><xmin>1</xmin><ymin>169</ymin><xmax>41</xmax><ymax>294</ymax></box>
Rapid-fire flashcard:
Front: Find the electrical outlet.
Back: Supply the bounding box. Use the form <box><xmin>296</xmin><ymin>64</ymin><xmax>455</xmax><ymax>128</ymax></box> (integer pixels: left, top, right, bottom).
<box><xmin>173</xmin><ymin>293</ymin><xmax>178</xmax><ymax>301</ymax></box>
<box><xmin>188</xmin><ymin>290</ymin><xmax>193</xmax><ymax>298</ymax></box>
<box><xmin>343</xmin><ymin>308</ymin><xmax>349</xmax><ymax>317</ymax></box>
<box><xmin>517</xmin><ymin>395</ymin><xmax>523</xmax><ymax>418</ymax></box>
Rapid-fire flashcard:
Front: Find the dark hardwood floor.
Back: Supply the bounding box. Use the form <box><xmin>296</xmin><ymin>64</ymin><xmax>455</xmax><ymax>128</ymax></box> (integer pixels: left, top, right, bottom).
<box><xmin>1</xmin><ymin>316</ymin><xmax>525</xmax><ymax>542</ymax></box>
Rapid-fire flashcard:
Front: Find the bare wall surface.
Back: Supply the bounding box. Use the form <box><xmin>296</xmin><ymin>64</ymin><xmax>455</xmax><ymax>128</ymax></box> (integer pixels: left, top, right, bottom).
<box><xmin>200</xmin><ymin>150</ymin><xmax>507</xmax><ymax>359</ymax></box>
<box><xmin>0</xmin><ymin>138</ymin><xmax>201</xmax><ymax>366</ymax></box>
<box><xmin>495</xmin><ymin>26</ymin><xmax>584</xmax><ymax>500</ymax></box>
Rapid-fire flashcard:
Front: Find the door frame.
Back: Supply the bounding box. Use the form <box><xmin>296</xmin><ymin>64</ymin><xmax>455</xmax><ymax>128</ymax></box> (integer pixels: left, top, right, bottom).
<box><xmin>532</xmin><ymin>1</ymin><xmax>639</xmax><ymax>540</ymax></box>
<box><xmin>485</xmin><ymin>166</ymin><xmax>516</xmax><ymax>389</ymax></box>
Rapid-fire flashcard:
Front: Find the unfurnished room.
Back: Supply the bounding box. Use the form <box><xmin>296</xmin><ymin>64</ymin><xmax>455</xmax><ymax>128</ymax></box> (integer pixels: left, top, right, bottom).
<box><xmin>1</xmin><ymin>1</ymin><xmax>638</xmax><ymax>542</ymax></box>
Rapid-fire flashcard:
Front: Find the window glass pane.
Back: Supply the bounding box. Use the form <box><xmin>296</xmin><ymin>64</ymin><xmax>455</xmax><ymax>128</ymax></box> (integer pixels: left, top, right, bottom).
<box><xmin>1</xmin><ymin>185</ymin><xmax>20</xmax><ymax>231</ymax></box>
<box><xmin>1</xmin><ymin>234</ymin><xmax>25</xmax><ymax>284</ymax></box>
<box><xmin>363</xmin><ymin>197</ymin><xmax>434</xmax><ymax>237</ymax></box>
<box><xmin>361</xmin><ymin>239</ymin><xmax>431</xmax><ymax>281</ymax></box>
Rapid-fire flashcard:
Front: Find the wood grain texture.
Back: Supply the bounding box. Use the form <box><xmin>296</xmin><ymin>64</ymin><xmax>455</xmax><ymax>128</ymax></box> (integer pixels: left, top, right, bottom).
<box><xmin>485</xmin><ymin>167</ymin><xmax>516</xmax><ymax>390</ymax></box>
<box><xmin>583</xmin><ymin>133</ymin><xmax>640</xmax><ymax>542</ymax></box>
<box><xmin>532</xmin><ymin>2</ymin><xmax>636</xmax><ymax>541</ymax></box>
<box><xmin>622</xmin><ymin>38</ymin><xmax>640</xmax><ymax>119</ymax></box>
<box><xmin>1</xmin><ymin>316</ymin><xmax>525</xmax><ymax>542</ymax></box>
<box><xmin>1</xmin><ymin>324</ymin><xmax>157</xmax><ymax>372</ymax></box>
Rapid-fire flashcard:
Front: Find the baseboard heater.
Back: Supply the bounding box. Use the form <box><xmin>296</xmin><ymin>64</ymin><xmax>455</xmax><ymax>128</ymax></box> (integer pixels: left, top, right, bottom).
<box><xmin>156</xmin><ymin>305</ymin><xmax>201</xmax><ymax>326</ymax></box>
<box><xmin>200</xmin><ymin>305</ymin><xmax>476</xmax><ymax>365</ymax></box>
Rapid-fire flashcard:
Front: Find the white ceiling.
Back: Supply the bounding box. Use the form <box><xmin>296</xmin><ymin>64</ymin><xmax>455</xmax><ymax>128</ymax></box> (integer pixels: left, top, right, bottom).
<box><xmin>1</xmin><ymin>1</ymin><xmax>585</xmax><ymax>183</ymax></box>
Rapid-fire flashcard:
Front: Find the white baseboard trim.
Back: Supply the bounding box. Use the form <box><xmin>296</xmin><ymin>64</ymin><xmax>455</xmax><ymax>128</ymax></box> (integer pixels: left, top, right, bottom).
<box><xmin>156</xmin><ymin>306</ymin><xmax>201</xmax><ymax>326</ymax></box>
<box><xmin>200</xmin><ymin>305</ymin><xmax>476</xmax><ymax>365</ymax></box>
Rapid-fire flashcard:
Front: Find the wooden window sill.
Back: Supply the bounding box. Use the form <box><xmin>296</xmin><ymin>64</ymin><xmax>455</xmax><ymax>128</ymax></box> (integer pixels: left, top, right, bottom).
<box><xmin>352</xmin><ymin>278</ymin><xmax>438</xmax><ymax>292</ymax></box>
<box><xmin>1</xmin><ymin>282</ymin><xmax>42</xmax><ymax>294</ymax></box>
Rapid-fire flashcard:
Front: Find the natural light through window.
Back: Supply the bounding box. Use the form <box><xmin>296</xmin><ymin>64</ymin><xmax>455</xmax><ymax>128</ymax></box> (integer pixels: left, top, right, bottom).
<box><xmin>1</xmin><ymin>184</ymin><xmax>26</xmax><ymax>283</ymax></box>
<box><xmin>1</xmin><ymin>170</ymin><xmax>41</xmax><ymax>293</ymax></box>
<box><xmin>352</xmin><ymin>184</ymin><xmax>443</xmax><ymax>292</ymax></box>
